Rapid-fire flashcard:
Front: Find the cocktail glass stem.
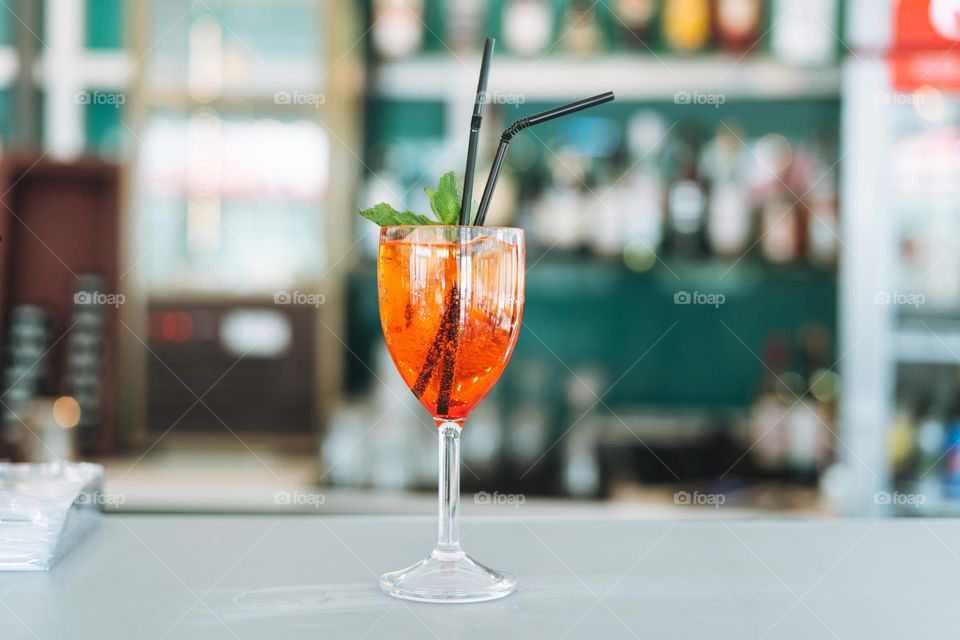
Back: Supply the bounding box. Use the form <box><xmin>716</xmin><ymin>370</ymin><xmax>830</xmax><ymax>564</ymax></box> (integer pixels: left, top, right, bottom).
<box><xmin>436</xmin><ymin>421</ymin><xmax>462</xmax><ymax>557</ymax></box>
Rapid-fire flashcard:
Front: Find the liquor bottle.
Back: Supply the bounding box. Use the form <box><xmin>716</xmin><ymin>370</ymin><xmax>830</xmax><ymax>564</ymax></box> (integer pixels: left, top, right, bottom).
<box><xmin>701</xmin><ymin>126</ymin><xmax>750</xmax><ymax>257</ymax></box>
<box><xmin>2</xmin><ymin>305</ymin><xmax>49</xmax><ymax>460</ymax></box>
<box><xmin>889</xmin><ymin>397</ymin><xmax>917</xmax><ymax>476</ymax></box>
<box><xmin>916</xmin><ymin>409</ymin><xmax>946</xmax><ymax>500</ymax></box>
<box><xmin>622</xmin><ymin>165</ymin><xmax>666</xmax><ymax>264</ymax></box>
<box><xmin>462</xmin><ymin>399</ymin><xmax>504</xmax><ymax>477</ymax></box>
<box><xmin>612</xmin><ymin>0</ymin><xmax>659</xmax><ymax>49</ymax></box>
<box><xmin>444</xmin><ymin>0</ymin><xmax>485</xmax><ymax>54</ymax></box>
<box><xmin>321</xmin><ymin>404</ymin><xmax>370</xmax><ymax>487</ymax></box>
<box><xmin>589</xmin><ymin>162</ymin><xmax>628</xmax><ymax>257</ymax></box>
<box><xmin>560</xmin><ymin>0</ymin><xmax>605</xmax><ymax>55</ymax></box>
<box><xmin>806</xmin><ymin>136</ymin><xmax>839</xmax><ymax>266</ymax></box>
<box><xmin>785</xmin><ymin>387</ymin><xmax>822</xmax><ymax>478</ymax></box>
<box><xmin>759</xmin><ymin>186</ymin><xmax>801</xmax><ymax>264</ymax></box>
<box><xmin>66</xmin><ymin>274</ymin><xmax>109</xmax><ymax>452</ymax></box>
<box><xmin>665</xmin><ymin>138</ymin><xmax>707</xmax><ymax>257</ymax></box>
<box><xmin>662</xmin><ymin>0</ymin><xmax>711</xmax><ymax>54</ymax></box>
<box><xmin>359</xmin><ymin>151</ymin><xmax>405</xmax><ymax>257</ymax></box>
<box><xmin>533</xmin><ymin>148</ymin><xmax>587</xmax><ymax>250</ymax></box>
<box><xmin>753</xmin><ymin>134</ymin><xmax>805</xmax><ymax>264</ymax></box>
<box><xmin>786</xmin><ymin>324</ymin><xmax>834</xmax><ymax>477</ymax></box>
<box><xmin>715</xmin><ymin>0</ymin><xmax>763</xmax><ymax>52</ymax></box>
<box><xmin>562</xmin><ymin>369</ymin><xmax>605</xmax><ymax>497</ymax></box>
<box><xmin>502</xmin><ymin>0</ymin><xmax>553</xmax><ymax>57</ymax></box>
<box><xmin>748</xmin><ymin>133</ymin><xmax>793</xmax><ymax>206</ymax></box>
<box><xmin>748</xmin><ymin>333</ymin><xmax>792</xmax><ymax>473</ymax></box>
<box><xmin>505</xmin><ymin>361</ymin><xmax>551</xmax><ymax>469</ymax></box>
<box><xmin>372</xmin><ymin>0</ymin><xmax>425</xmax><ymax>60</ymax></box>
<box><xmin>770</xmin><ymin>0</ymin><xmax>838</xmax><ymax>66</ymax></box>
<box><xmin>620</xmin><ymin>110</ymin><xmax>668</xmax><ymax>268</ymax></box>
<box><xmin>945</xmin><ymin>392</ymin><xmax>960</xmax><ymax>499</ymax></box>
<box><xmin>369</xmin><ymin>345</ymin><xmax>429</xmax><ymax>489</ymax></box>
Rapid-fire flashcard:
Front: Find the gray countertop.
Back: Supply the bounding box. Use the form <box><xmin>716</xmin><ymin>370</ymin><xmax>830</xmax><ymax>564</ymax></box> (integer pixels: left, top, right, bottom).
<box><xmin>1</xmin><ymin>515</ymin><xmax>956</xmax><ymax>639</ymax></box>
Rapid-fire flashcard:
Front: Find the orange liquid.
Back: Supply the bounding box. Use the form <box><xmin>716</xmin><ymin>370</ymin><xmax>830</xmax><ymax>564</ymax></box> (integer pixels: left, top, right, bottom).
<box><xmin>378</xmin><ymin>236</ymin><xmax>525</xmax><ymax>422</ymax></box>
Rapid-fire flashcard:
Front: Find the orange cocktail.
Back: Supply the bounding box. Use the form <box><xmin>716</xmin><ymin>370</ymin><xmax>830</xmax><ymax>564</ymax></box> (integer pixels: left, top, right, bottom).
<box><xmin>377</xmin><ymin>225</ymin><xmax>524</xmax><ymax>602</ymax></box>
<box><xmin>378</xmin><ymin>227</ymin><xmax>525</xmax><ymax>422</ymax></box>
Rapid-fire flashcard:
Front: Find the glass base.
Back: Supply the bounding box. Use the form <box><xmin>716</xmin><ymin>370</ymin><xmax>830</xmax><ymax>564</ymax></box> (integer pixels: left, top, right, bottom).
<box><xmin>379</xmin><ymin>549</ymin><xmax>516</xmax><ymax>603</ymax></box>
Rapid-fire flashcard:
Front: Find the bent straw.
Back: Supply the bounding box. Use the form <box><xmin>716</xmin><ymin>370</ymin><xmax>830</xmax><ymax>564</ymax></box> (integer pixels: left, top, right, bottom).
<box><xmin>459</xmin><ymin>37</ymin><xmax>496</xmax><ymax>226</ymax></box>
<box><xmin>474</xmin><ymin>91</ymin><xmax>616</xmax><ymax>226</ymax></box>
<box><xmin>416</xmin><ymin>93</ymin><xmax>617</xmax><ymax>416</ymax></box>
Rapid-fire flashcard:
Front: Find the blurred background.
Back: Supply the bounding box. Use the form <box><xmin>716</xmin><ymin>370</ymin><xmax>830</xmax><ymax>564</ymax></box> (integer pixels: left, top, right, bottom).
<box><xmin>0</xmin><ymin>0</ymin><xmax>957</xmax><ymax>517</ymax></box>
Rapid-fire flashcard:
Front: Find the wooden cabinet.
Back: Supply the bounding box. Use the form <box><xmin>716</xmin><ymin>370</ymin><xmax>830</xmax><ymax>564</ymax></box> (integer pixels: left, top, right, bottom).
<box><xmin>0</xmin><ymin>156</ymin><xmax>121</xmax><ymax>454</ymax></box>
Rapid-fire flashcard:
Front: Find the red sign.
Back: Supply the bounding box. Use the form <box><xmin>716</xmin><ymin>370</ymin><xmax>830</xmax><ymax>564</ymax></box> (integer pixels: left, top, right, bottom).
<box><xmin>892</xmin><ymin>0</ymin><xmax>960</xmax><ymax>91</ymax></box>
<box><xmin>895</xmin><ymin>0</ymin><xmax>960</xmax><ymax>50</ymax></box>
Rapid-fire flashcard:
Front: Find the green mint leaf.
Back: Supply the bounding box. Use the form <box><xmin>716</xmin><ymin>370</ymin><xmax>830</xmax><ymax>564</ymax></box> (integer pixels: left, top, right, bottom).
<box><xmin>356</xmin><ymin>172</ymin><xmax>476</xmax><ymax>227</ymax></box>
<box><xmin>424</xmin><ymin>171</ymin><xmax>463</xmax><ymax>225</ymax></box>
<box><xmin>357</xmin><ymin>202</ymin><xmax>434</xmax><ymax>227</ymax></box>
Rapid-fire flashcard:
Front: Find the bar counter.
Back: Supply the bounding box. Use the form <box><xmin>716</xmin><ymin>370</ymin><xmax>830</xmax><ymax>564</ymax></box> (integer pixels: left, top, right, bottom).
<box><xmin>1</xmin><ymin>515</ymin><xmax>954</xmax><ymax>639</ymax></box>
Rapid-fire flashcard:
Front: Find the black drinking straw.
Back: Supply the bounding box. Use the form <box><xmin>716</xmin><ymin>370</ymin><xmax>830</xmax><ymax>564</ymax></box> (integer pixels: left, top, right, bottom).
<box><xmin>474</xmin><ymin>91</ymin><xmax>616</xmax><ymax>226</ymax></box>
<box><xmin>459</xmin><ymin>37</ymin><xmax>495</xmax><ymax>226</ymax></box>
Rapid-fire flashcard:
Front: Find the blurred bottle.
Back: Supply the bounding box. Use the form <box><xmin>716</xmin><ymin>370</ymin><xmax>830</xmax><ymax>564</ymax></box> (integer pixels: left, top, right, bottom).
<box><xmin>560</xmin><ymin>0</ymin><xmax>605</xmax><ymax>55</ymax></box>
<box><xmin>372</xmin><ymin>0</ymin><xmax>425</xmax><ymax>60</ymax></box>
<box><xmin>462</xmin><ymin>398</ymin><xmax>504</xmax><ymax>478</ymax></box>
<box><xmin>612</xmin><ymin>0</ymin><xmax>659</xmax><ymax>49</ymax></box>
<box><xmin>2</xmin><ymin>305</ymin><xmax>49</xmax><ymax>460</ymax></box>
<box><xmin>369</xmin><ymin>345</ymin><xmax>431</xmax><ymax>489</ymax></box>
<box><xmin>805</xmin><ymin>135</ymin><xmax>840</xmax><ymax>266</ymax></box>
<box><xmin>785</xmin><ymin>387</ymin><xmax>821</xmax><ymax>478</ymax></box>
<box><xmin>322</xmin><ymin>404</ymin><xmax>371</xmax><ymax>487</ymax></box>
<box><xmin>746</xmin><ymin>133</ymin><xmax>790</xmax><ymax>206</ymax></box>
<box><xmin>945</xmin><ymin>392</ymin><xmax>960</xmax><ymax>499</ymax></box>
<box><xmin>444</xmin><ymin>0</ymin><xmax>486</xmax><ymax>54</ymax></box>
<box><xmin>621</xmin><ymin>111</ymin><xmax>669</xmax><ymax>261</ymax></box>
<box><xmin>748</xmin><ymin>332</ymin><xmax>791</xmax><ymax>473</ymax></box>
<box><xmin>563</xmin><ymin>426</ymin><xmax>602</xmax><ymax>497</ymax></box>
<box><xmin>701</xmin><ymin>125</ymin><xmax>751</xmax><ymax>257</ymax></box>
<box><xmin>714</xmin><ymin>0</ymin><xmax>763</xmax><ymax>52</ymax></box>
<box><xmin>770</xmin><ymin>0</ymin><xmax>837</xmax><ymax>66</ymax></box>
<box><xmin>665</xmin><ymin>136</ymin><xmax>708</xmax><ymax>258</ymax></box>
<box><xmin>508</xmin><ymin>405</ymin><xmax>550</xmax><ymax>468</ymax></box>
<box><xmin>785</xmin><ymin>325</ymin><xmax>833</xmax><ymax>477</ymax></box>
<box><xmin>589</xmin><ymin>161</ymin><xmax>628</xmax><ymax>257</ymax></box>
<box><xmin>21</xmin><ymin>397</ymin><xmax>77</xmax><ymax>462</ymax></box>
<box><xmin>561</xmin><ymin>369</ymin><xmax>605</xmax><ymax>497</ymax></box>
<box><xmin>889</xmin><ymin>396</ymin><xmax>917</xmax><ymax>477</ymax></box>
<box><xmin>66</xmin><ymin>274</ymin><xmax>109</xmax><ymax>452</ymax></box>
<box><xmin>505</xmin><ymin>360</ymin><xmax>552</xmax><ymax>469</ymax></box>
<box><xmin>371</xmin><ymin>419</ymin><xmax>415</xmax><ymax>489</ymax></box>
<box><xmin>359</xmin><ymin>149</ymin><xmax>405</xmax><ymax>258</ymax></box>
<box><xmin>502</xmin><ymin>0</ymin><xmax>553</xmax><ymax>57</ymax></box>
<box><xmin>626</xmin><ymin>170</ymin><xmax>667</xmax><ymax>263</ymax></box>
<box><xmin>759</xmin><ymin>186</ymin><xmax>803</xmax><ymax>264</ymax></box>
<box><xmin>916</xmin><ymin>407</ymin><xmax>946</xmax><ymax>501</ymax></box>
<box><xmin>533</xmin><ymin>147</ymin><xmax>587</xmax><ymax>250</ymax></box>
<box><xmin>801</xmin><ymin>326</ymin><xmax>837</xmax><ymax>453</ymax></box>
<box><xmin>662</xmin><ymin>0</ymin><xmax>711</xmax><ymax>54</ymax></box>
<box><xmin>754</xmin><ymin>134</ymin><xmax>805</xmax><ymax>264</ymax></box>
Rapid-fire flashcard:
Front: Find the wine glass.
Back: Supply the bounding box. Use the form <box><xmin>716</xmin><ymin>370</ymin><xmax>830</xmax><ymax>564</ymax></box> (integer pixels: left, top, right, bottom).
<box><xmin>377</xmin><ymin>225</ymin><xmax>525</xmax><ymax>603</ymax></box>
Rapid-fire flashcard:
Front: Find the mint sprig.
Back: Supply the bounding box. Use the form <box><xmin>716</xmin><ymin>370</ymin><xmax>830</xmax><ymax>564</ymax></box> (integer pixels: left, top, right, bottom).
<box><xmin>358</xmin><ymin>171</ymin><xmax>475</xmax><ymax>227</ymax></box>
<box><xmin>424</xmin><ymin>171</ymin><xmax>462</xmax><ymax>225</ymax></box>
<box><xmin>356</xmin><ymin>202</ymin><xmax>434</xmax><ymax>227</ymax></box>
